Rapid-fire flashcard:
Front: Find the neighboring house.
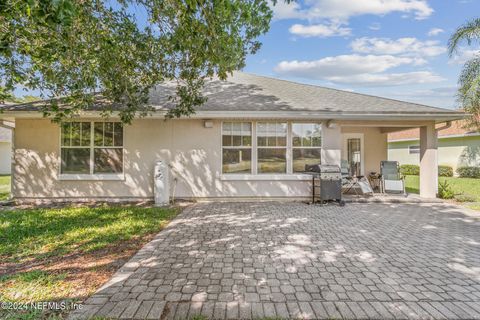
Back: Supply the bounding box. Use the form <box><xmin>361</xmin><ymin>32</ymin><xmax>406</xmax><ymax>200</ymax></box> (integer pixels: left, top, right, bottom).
<box><xmin>0</xmin><ymin>72</ymin><xmax>464</xmax><ymax>201</ymax></box>
<box><xmin>388</xmin><ymin>121</ymin><xmax>480</xmax><ymax>173</ymax></box>
<box><xmin>0</xmin><ymin>127</ymin><xmax>12</xmax><ymax>174</ymax></box>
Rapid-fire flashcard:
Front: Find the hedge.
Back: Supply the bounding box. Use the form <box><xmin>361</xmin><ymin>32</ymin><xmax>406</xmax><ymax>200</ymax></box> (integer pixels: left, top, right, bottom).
<box><xmin>400</xmin><ymin>164</ymin><xmax>419</xmax><ymax>176</ymax></box>
<box><xmin>456</xmin><ymin>166</ymin><xmax>480</xmax><ymax>178</ymax></box>
<box><xmin>399</xmin><ymin>164</ymin><xmax>453</xmax><ymax>177</ymax></box>
<box><xmin>438</xmin><ymin>165</ymin><xmax>454</xmax><ymax>177</ymax></box>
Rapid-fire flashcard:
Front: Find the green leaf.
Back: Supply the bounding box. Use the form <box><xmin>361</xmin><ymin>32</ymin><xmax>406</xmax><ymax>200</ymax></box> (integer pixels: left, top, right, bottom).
<box><xmin>1</xmin><ymin>0</ymin><xmax>291</xmax><ymax>123</ymax></box>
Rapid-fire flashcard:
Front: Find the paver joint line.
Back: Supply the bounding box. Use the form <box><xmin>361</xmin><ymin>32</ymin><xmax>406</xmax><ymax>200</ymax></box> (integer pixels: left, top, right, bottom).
<box><xmin>68</xmin><ymin>202</ymin><xmax>480</xmax><ymax>320</ymax></box>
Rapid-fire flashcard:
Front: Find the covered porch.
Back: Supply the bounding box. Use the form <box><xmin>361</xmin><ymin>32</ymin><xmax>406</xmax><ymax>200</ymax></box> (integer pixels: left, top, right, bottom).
<box><xmin>324</xmin><ymin>120</ymin><xmax>444</xmax><ymax>199</ymax></box>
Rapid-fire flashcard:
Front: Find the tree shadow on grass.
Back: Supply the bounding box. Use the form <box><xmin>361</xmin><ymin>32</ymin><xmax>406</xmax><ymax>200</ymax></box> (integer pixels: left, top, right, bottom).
<box><xmin>0</xmin><ymin>206</ymin><xmax>178</xmax><ymax>266</ymax></box>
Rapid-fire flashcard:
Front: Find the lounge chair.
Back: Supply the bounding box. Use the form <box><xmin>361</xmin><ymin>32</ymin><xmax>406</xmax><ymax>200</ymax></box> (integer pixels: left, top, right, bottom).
<box><xmin>341</xmin><ymin>160</ymin><xmax>373</xmax><ymax>195</ymax></box>
<box><xmin>380</xmin><ymin>161</ymin><xmax>406</xmax><ymax>195</ymax></box>
<box><xmin>341</xmin><ymin>160</ymin><xmax>356</xmax><ymax>194</ymax></box>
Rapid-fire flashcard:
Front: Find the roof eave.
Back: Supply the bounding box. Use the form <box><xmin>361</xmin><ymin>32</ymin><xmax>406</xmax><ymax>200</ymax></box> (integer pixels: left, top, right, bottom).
<box><xmin>0</xmin><ymin>109</ymin><xmax>466</xmax><ymax>122</ymax></box>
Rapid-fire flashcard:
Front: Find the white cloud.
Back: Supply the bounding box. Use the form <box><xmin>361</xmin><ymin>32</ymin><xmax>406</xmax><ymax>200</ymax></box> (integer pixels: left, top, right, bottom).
<box><xmin>289</xmin><ymin>23</ymin><xmax>351</xmax><ymax>38</ymax></box>
<box><xmin>272</xmin><ymin>0</ymin><xmax>433</xmax><ymax>21</ymax></box>
<box><xmin>449</xmin><ymin>48</ymin><xmax>479</xmax><ymax>64</ymax></box>
<box><xmin>386</xmin><ymin>86</ymin><xmax>458</xmax><ymax>108</ymax></box>
<box><xmin>427</xmin><ymin>28</ymin><xmax>444</xmax><ymax>36</ymax></box>
<box><xmin>274</xmin><ymin>54</ymin><xmax>445</xmax><ymax>86</ymax></box>
<box><xmin>274</xmin><ymin>55</ymin><xmax>417</xmax><ymax>78</ymax></box>
<box><xmin>271</xmin><ymin>1</ymin><xmax>304</xmax><ymax>21</ymax></box>
<box><xmin>351</xmin><ymin>37</ymin><xmax>446</xmax><ymax>58</ymax></box>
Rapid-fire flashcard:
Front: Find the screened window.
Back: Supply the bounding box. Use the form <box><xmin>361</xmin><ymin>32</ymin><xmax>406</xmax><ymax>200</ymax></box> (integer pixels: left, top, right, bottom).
<box><xmin>292</xmin><ymin>123</ymin><xmax>322</xmax><ymax>172</ymax></box>
<box><xmin>409</xmin><ymin>145</ymin><xmax>420</xmax><ymax>154</ymax></box>
<box><xmin>61</xmin><ymin>122</ymin><xmax>123</xmax><ymax>175</ymax></box>
<box><xmin>222</xmin><ymin>122</ymin><xmax>252</xmax><ymax>174</ymax></box>
<box><xmin>257</xmin><ymin>122</ymin><xmax>287</xmax><ymax>173</ymax></box>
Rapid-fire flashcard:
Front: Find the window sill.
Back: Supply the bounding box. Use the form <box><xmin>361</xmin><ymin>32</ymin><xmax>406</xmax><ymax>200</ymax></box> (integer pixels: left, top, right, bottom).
<box><xmin>58</xmin><ymin>174</ymin><xmax>125</xmax><ymax>181</ymax></box>
<box><xmin>220</xmin><ymin>174</ymin><xmax>312</xmax><ymax>181</ymax></box>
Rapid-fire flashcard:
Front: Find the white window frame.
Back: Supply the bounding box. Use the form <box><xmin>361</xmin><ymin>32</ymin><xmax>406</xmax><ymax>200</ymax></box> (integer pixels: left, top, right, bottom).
<box><xmin>220</xmin><ymin>121</ymin><xmax>322</xmax><ymax>180</ymax></box>
<box><xmin>221</xmin><ymin>122</ymin><xmax>253</xmax><ymax>175</ymax></box>
<box><xmin>291</xmin><ymin>122</ymin><xmax>322</xmax><ymax>173</ymax></box>
<box><xmin>342</xmin><ymin>133</ymin><xmax>365</xmax><ymax>176</ymax></box>
<box><xmin>257</xmin><ymin>121</ymin><xmax>288</xmax><ymax>174</ymax></box>
<box><xmin>58</xmin><ymin>121</ymin><xmax>125</xmax><ymax>181</ymax></box>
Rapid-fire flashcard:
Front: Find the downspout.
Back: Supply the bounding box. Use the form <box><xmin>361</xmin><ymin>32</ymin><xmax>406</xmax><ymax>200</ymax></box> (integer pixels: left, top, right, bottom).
<box><xmin>0</xmin><ymin>120</ymin><xmax>14</xmax><ymax>202</ymax></box>
<box><xmin>435</xmin><ymin>121</ymin><xmax>452</xmax><ymax>132</ymax></box>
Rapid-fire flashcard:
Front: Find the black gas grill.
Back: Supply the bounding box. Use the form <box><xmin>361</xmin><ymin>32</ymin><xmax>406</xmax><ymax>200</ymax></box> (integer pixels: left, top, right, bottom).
<box><xmin>305</xmin><ymin>164</ymin><xmax>345</xmax><ymax>206</ymax></box>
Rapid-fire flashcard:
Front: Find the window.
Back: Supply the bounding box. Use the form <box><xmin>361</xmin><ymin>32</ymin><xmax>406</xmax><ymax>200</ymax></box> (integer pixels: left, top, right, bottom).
<box><xmin>93</xmin><ymin>122</ymin><xmax>123</xmax><ymax>173</ymax></box>
<box><xmin>292</xmin><ymin>123</ymin><xmax>322</xmax><ymax>173</ymax></box>
<box><xmin>409</xmin><ymin>145</ymin><xmax>420</xmax><ymax>154</ymax></box>
<box><xmin>222</xmin><ymin>122</ymin><xmax>252</xmax><ymax>174</ymax></box>
<box><xmin>221</xmin><ymin>121</ymin><xmax>323</xmax><ymax>176</ymax></box>
<box><xmin>257</xmin><ymin>122</ymin><xmax>287</xmax><ymax>173</ymax></box>
<box><xmin>61</xmin><ymin>122</ymin><xmax>123</xmax><ymax>175</ymax></box>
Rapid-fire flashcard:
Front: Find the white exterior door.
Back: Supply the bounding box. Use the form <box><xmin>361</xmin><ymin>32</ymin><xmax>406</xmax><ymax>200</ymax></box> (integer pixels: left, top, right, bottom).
<box><xmin>342</xmin><ymin>133</ymin><xmax>365</xmax><ymax>176</ymax></box>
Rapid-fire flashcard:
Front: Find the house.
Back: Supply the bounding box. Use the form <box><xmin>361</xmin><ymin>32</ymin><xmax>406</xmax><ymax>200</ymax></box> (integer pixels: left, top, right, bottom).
<box><xmin>0</xmin><ymin>72</ymin><xmax>465</xmax><ymax>202</ymax></box>
<box><xmin>0</xmin><ymin>127</ymin><xmax>12</xmax><ymax>174</ymax></box>
<box><xmin>388</xmin><ymin>120</ymin><xmax>480</xmax><ymax>173</ymax></box>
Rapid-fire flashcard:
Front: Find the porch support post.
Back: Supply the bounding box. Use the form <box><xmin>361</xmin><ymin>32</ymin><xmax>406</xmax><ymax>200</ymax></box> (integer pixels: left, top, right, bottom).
<box><xmin>321</xmin><ymin>123</ymin><xmax>341</xmax><ymax>166</ymax></box>
<box><xmin>419</xmin><ymin>123</ymin><xmax>438</xmax><ymax>198</ymax></box>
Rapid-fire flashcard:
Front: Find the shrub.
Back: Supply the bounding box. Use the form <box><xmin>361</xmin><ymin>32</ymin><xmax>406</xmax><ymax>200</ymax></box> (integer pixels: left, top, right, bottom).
<box><xmin>400</xmin><ymin>164</ymin><xmax>420</xmax><ymax>176</ymax></box>
<box><xmin>456</xmin><ymin>166</ymin><xmax>480</xmax><ymax>178</ymax></box>
<box><xmin>438</xmin><ymin>165</ymin><xmax>453</xmax><ymax>177</ymax></box>
<box><xmin>399</xmin><ymin>164</ymin><xmax>454</xmax><ymax>177</ymax></box>
<box><xmin>438</xmin><ymin>180</ymin><xmax>455</xmax><ymax>199</ymax></box>
<box><xmin>455</xmin><ymin>193</ymin><xmax>476</xmax><ymax>202</ymax></box>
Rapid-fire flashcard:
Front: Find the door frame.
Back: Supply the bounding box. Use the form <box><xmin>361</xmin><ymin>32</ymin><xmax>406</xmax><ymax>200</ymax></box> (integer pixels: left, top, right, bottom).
<box><xmin>342</xmin><ymin>133</ymin><xmax>365</xmax><ymax>176</ymax></box>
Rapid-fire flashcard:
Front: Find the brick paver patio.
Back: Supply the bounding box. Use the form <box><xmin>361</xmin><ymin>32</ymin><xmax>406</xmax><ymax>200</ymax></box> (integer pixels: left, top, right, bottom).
<box><xmin>70</xmin><ymin>202</ymin><xmax>480</xmax><ymax>319</ymax></box>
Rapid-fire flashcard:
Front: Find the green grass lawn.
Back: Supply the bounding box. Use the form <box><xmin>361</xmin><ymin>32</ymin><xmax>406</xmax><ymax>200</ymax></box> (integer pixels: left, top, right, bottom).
<box><xmin>0</xmin><ymin>174</ymin><xmax>11</xmax><ymax>200</ymax></box>
<box><xmin>405</xmin><ymin>175</ymin><xmax>480</xmax><ymax>209</ymax></box>
<box><xmin>0</xmin><ymin>205</ymin><xmax>178</xmax><ymax>319</ymax></box>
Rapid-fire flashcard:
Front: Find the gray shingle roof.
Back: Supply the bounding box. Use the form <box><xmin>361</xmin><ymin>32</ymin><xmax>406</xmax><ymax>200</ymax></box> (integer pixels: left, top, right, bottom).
<box><xmin>149</xmin><ymin>72</ymin><xmax>459</xmax><ymax>114</ymax></box>
<box><xmin>0</xmin><ymin>72</ymin><xmax>462</xmax><ymax>116</ymax></box>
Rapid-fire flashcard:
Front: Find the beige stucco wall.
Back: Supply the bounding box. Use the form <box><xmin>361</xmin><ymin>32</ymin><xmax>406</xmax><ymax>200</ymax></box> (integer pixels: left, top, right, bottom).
<box><xmin>388</xmin><ymin>135</ymin><xmax>480</xmax><ymax>172</ymax></box>
<box><xmin>12</xmin><ymin>119</ymin><xmax>389</xmax><ymax>200</ymax></box>
<box><xmin>341</xmin><ymin>127</ymin><xmax>388</xmax><ymax>175</ymax></box>
<box><xmin>13</xmin><ymin>119</ymin><xmax>312</xmax><ymax>200</ymax></box>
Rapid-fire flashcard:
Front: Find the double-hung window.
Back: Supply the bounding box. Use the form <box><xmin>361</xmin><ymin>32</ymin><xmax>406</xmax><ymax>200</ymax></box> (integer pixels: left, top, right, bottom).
<box><xmin>222</xmin><ymin>122</ymin><xmax>252</xmax><ymax>174</ymax></box>
<box><xmin>257</xmin><ymin>122</ymin><xmax>287</xmax><ymax>173</ymax></box>
<box><xmin>61</xmin><ymin>122</ymin><xmax>91</xmax><ymax>174</ymax></box>
<box><xmin>60</xmin><ymin>121</ymin><xmax>123</xmax><ymax>176</ymax></box>
<box><xmin>292</xmin><ymin>123</ymin><xmax>322</xmax><ymax>173</ymax></box>
<box><xmin>221</xmin><ymin>121</ymin><xmax>322</xmax><ymax>176</ymax></box>
<box><xmin>93</xmin><ymin>122</ymin><xmax>123</xmax><ymax>173</ymax></box>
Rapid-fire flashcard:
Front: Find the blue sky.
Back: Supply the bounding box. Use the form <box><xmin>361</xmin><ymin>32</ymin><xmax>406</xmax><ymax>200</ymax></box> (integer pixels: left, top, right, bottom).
<box><xmin>244</xmin><ymin>0</ymin><xmax>480</xmax><ymax>109</ymax></box>
<box><xmin>13</xmin><ymin>0</ymin><xmax>479</xmax><ymax>110</ymax></box>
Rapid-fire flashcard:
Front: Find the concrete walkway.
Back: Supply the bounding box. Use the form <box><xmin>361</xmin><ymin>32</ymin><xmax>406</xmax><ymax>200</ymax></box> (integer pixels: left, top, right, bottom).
<box><xmin>70</xmin><ymin>202</ymin><xmax>480</xmax><ymax>319</ymax></box>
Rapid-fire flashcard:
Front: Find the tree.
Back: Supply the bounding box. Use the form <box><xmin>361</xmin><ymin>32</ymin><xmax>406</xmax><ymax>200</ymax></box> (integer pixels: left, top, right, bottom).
<box><xmin>448</xmin><ymin>18</ymin><xmax>480</xmax><ymax>128</ymax></box>
<box><xmin>0</xmin><ymin>86</ymin><xmax>14</xmax><ymax>104</ymax></box>
<box><xmin>0</xmin><ymin>0</ymin><xmax>282</xmax><ymax>123</ymax></box>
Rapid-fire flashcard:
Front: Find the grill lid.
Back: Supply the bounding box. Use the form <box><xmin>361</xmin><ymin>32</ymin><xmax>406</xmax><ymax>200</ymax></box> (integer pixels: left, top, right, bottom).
<box><xmin>305</xmin><ymin>164</ymin><xmax>341</xmax><ymax>173</ymax></box>
<box><xmin>318</xmin><ymin>165</ymin><xmax>341</xmax><ymax>173</ymax></box>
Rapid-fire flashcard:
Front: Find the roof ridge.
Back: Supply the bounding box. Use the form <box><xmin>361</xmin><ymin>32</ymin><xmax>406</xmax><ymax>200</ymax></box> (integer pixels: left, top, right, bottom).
<box><xmin>236</xmin><ymin>71</ymin><xmax>457</xmax><ymax>112</ymax></box>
